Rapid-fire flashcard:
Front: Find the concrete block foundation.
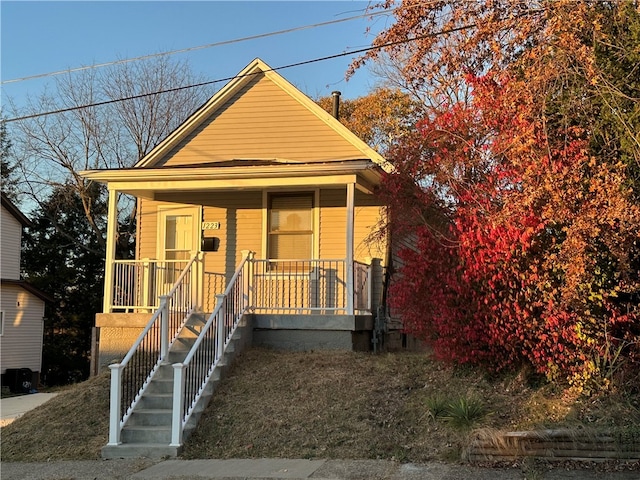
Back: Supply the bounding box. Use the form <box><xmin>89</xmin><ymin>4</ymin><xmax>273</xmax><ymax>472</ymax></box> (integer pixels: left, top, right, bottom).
<box><xmin>251</xmin><ymin>314</ymin><xmax>373</xmax><ymax>351</ymax></box>
<box><xmin>93</xmin><ymin>312</ymin><xmax>375</xmax><ymax>373</ymax></box>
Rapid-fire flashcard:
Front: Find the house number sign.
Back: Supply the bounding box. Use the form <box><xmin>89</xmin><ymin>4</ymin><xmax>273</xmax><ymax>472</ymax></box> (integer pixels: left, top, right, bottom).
<box><xmin>202</xmin><ymin>222</ymin><xmax>221</xmax><ymax>230</ymax></box>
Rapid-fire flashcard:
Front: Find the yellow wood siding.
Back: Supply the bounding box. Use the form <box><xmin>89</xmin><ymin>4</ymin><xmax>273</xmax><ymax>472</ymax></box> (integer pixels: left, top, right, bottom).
<box><xmin>147</xmin><ymin>192</ymin><xmax>262</xmax><ymax>305</ymax></box>
<box><xmin>137</xmin><ymin>189</ymin><xmax>387</xmax><ymax>312</ymax></box>
<box><xmin>319</xmin><ymin>189</ymin><xmax>387</xmax><ymax>311</ymax></box>
<box><xmin>319</xmin><ymin>189</ymin><xmax>387</xmax><ymax>263</ymax></box>
<box><xmin>158</xmin><ymin>74</ymin><xmax>365</xmax><ymax>166</ymax></box>
<box><xmin>0</xmin><ymin>284</ymin><xmax>45</xmax><ymax>373</ymax></box>
<box><xmin>137</xmin><ymin>199</ymin><xmax>159</xmax><ymax>260</ymax></box>
<box><xmin>200</xmin><ymin>191</ymin><xmax>263</xmax><ymax>276</ymax></box>
<box><xmin>319</xmin><ymin>189</ymin><xmax>346</xmax><ymax>259</ymax></box>
<box><xmin>140</xmin><ymin>190</ymin><xmax>386</xmax><ymax>266</ymax></box>
<box><xmin>354</xmin><ymin>191</ymin><xmax>387</xmax><ymax>312</ymax></box>
<box><xmin>354</xmin><ymin>190</ymin><xmax>387</xmax><ymax>262</ymax></box>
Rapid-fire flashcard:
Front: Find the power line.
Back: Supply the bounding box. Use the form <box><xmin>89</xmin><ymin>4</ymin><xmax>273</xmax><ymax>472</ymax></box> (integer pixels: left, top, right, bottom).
<box><xmin>1</xmin><ymin>7</ymin><xmax>397</xmax><ymax>85</ymax></box>
<box><xmin>3</xmin><ymin>50</ymin><xmax>359</xmax><ymax>123</ymax></box>
<box><xmin>4</xmin><ymin>22</ymin><xmax>476</xmax><ymax>124</ymax></box>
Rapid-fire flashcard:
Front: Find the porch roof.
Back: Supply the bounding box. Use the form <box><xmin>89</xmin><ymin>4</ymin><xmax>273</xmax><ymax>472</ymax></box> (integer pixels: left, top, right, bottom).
<box><xmin>80</xmin><ymin>159</ymin><xmax>383</xmax><ymax>198</ymax></box>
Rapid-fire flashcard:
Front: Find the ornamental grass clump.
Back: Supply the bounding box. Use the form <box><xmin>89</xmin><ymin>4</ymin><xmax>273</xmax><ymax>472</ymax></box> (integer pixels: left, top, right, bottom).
<box><xmin>424</xmin><ymin>394</ymin><xmax>449</xmax><ymax>420</ymax></box>
<box><xmin>442</xmin><ymin>395</ymin><xmax>489</xmax><ymax>430</ymax></box>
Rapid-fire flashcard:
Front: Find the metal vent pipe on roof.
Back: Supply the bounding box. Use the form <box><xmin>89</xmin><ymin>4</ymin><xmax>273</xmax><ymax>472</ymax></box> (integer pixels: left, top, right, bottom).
<box><xmin>332</xmin><ymin>91</ymin><xmax>341</xmax><ymax>120</ymax></box>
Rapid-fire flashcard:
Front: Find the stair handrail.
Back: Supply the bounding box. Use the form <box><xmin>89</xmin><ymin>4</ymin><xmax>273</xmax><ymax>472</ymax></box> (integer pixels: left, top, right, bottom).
<box><xmin>106</xmin><ymin>252</ymin><xmax>203</xmax><ymax>446</ymax></box>
<box><xmin>170</xmin><ymin>250</ymin><xmax>254</xmax><ymax>447</ymax></box>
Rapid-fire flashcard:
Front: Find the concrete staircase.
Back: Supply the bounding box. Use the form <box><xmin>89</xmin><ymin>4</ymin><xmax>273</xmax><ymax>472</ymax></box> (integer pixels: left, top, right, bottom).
<box><xmin>102</xmin><ymin>313</ymin><xmax>251</xmax><ymax>459</ymax></box>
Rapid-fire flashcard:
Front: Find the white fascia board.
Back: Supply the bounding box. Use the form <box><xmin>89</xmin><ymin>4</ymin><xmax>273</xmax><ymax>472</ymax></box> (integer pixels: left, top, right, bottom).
<box><xmin>81</xmin><ymin>163</ymin><xmax>382</xmax><ymax>198</ymax></box>
<box><xmin>81</xmin><ymin>160</ymin><xmax>380</xmax><ymax>183</ymax></box>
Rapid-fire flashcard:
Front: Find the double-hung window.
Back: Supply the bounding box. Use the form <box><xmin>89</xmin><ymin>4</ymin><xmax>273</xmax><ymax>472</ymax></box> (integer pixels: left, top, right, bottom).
<box><xmin>268</xmin><ymin>193</ymin><xmax>313</xmax><ymax>264</ymax></box>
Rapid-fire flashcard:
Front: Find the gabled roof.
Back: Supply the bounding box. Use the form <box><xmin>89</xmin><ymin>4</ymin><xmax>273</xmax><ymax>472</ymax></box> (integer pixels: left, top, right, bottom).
<box><xmin>1</xmin><ymin>193</ymin><xmax>31</xmax><ymax>227</ymax></box>
<box><xmin>135</xmin><ymin>58</ymin><xmax>391</xmax><ymax>172</ymax></box>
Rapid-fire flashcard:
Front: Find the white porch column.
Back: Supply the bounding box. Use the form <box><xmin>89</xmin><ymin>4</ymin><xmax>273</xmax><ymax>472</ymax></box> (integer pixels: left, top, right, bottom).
<box><xmin>346</xmin><ymin>182</ymin><xmax>355</xmax><ymax>315</ymax></box>
<box><xmin>103</xmin><ymin>188</ymin><xmax>118</xmax><ymax>313</ymax></box>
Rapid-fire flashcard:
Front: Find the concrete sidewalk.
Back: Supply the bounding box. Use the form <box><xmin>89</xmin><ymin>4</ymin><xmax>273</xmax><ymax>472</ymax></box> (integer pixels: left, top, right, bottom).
<box><xmin>1</xmin><ymin>458</ymin><xmax>639</xmax><ymax>480</ymax></box>
<box><xmin>0</xmin><ymin>393</ymin><xmax>58</xmax><ymax>426</ymax></box>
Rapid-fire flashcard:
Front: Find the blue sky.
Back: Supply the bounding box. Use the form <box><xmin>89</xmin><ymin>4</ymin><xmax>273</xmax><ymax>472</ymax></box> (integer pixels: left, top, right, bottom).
<box><xmin>1</xmin><ymin>1</ymin><xmax>395</xmax><ymax>115</ymax></box>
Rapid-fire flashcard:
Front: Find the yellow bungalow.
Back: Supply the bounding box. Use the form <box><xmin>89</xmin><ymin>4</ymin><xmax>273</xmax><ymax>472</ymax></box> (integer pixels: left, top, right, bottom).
<box><xmin>82</xmin><ymin>58</ymin><xmax>393</xmax><ymax>457</ymax></box>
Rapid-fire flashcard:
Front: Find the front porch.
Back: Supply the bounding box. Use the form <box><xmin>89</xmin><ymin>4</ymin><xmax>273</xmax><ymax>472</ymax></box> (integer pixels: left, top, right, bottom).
<box><xmin>94</xmin><ymin>254</ymin><xmax>380</xmax><ymax>371</ymax></box>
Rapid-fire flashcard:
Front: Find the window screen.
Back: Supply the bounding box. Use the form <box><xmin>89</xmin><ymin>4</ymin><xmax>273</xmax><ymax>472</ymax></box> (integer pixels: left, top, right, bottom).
<box><xmin>268</xmin><ymin>194</ymin><xmax>313</xmax><ymax>260</ymax></box>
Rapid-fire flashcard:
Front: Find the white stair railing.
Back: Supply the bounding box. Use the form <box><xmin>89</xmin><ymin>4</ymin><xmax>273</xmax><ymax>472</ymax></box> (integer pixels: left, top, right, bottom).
<box><xmin>106</xmin><ymin>252</ymin><xmax>203</xmax><ymax>446</ymax></box>
<box><xmin>170</xmin><ymin>250</ymin><xmax>253</xmax><ymax>447</ymax></box>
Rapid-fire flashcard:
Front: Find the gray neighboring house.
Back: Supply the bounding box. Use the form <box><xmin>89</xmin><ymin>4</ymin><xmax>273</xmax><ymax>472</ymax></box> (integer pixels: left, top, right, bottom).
<box><xmin>1</xmin><ymin>193</ymin><xmax>51</xmax><ymax>390</ymax></box>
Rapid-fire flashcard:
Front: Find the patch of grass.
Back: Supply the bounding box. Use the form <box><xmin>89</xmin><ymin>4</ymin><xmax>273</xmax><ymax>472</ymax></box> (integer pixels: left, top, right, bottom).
<box><xmin>443</xmin><ymin>396</ymin><xmax>489</xmax><ymax>430</ymax></box>
<box><xmin>424</xmin><ymin>394</ymin><xmax>449</xmax><ymax>420</ymax></box>
<box><xmin>1</xmin><ymin>348</ymin><xmax>639</xmax><ymax>463</ymax></box>
<box><xmin>0</xmin><ymin>372</ymin><xmax>110</xmax><ymax>461</ymax></box>
<box><xmin>424</xmin><ymin>394</ymin><xmax>489</xmax><ymax>430</ymax></box>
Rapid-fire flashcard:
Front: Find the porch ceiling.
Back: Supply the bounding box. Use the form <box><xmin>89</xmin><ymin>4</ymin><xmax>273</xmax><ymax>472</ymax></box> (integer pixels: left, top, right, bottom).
<box><xmin>81</xmin><ymin>160</ymin><xmax>382</xmax><ymax>198</ymax></box>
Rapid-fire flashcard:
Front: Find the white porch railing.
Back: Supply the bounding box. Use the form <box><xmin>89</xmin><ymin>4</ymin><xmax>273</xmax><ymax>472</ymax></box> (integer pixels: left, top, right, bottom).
<box><xmin>107</xmin><ymin>258</ymin><xmax>372</xmax><ymax>315</ymax></box>
<box><xmin>170</xmin><ymin>251</ymin><xmax>253</xmax><ymax>446</ymax></box>
<box><xmin>106</xmin><ymin>253</ymin><xmax>203</xmax><ymax>446</ymax></box>
<box><xmin>111</xmin><ymin>259</ymin><xmax>192</xmax><ymax>312</ymax></box>
<box><xmin>251</xmin><ymin>259</ymin><xmax>371</xmax><ymax>314</ymax></box>
<box><xmin>203</xmin><ymin>271</ymin><xmax>227</xmax><ymax>312</ymax></box>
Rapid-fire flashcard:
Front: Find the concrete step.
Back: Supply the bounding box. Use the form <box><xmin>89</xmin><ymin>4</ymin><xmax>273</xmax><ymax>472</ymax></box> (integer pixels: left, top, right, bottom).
<box><xmin>166</xmin><ymin>350</ymin><xmax>190</xmax><ymax>364</ymax></box>
<box><xmin>176</xmin><ymin>327</ymin><xmax>200</xmax><ymax>340</ymax></box>
<box><xmin>174</xmin><ymin>336</ymin><xmax>197</xmax><ymax>348</ymax></box>
<box><xmin>127</xmin><ymin>408</ymin><xmax>172</xmax><ymax>427</ymax></box>
<box><xmin>138</xmin><ymin>393</ymin><xmax>173</xmax><ymax>410</ymax></box>
<box><xmin>185</xmin><ymin>324</ymin><xmax>204</xmax><ymax>336</ymax></box>
<box><xmin>145</xmin><ymin>378</ymin><xmax>173</xmax><ymax>394</ymax></box>
<box><xmin>187</xmin><ymin>313</ymin><xmax>207</xmax><ymax>324</ymax></box>
<box><xmin>102</xmin><ymin>443</ymin><xmax>180</xmax><ymax>459</ymax></box>
<box><xmin>121</xmin><ymin>425</ymin><xmax>172</xmax><ymax>444</ymax></box>
<box><xmin>153</xmin><ymin>364</ymin><xmax>174</xmax><ymax>380</ymax></box>
<box><xmin>174</xmin><ymin>312</ymin><xmax>208</xmax><ymax>338</ymax></box>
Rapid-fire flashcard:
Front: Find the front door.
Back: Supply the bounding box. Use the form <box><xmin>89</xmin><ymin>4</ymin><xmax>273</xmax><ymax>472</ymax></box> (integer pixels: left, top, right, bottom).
<box><xmin>157</xmin><ymin>206</ymin><xmax>201</xmax><ymax>296</ymax></box>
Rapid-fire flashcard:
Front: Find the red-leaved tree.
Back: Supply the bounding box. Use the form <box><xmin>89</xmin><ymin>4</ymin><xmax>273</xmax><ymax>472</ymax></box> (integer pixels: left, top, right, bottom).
<box><xmin>381</xmin><ymin>72</ymin><xmax>640</xmax><ymax>389</ymax></box>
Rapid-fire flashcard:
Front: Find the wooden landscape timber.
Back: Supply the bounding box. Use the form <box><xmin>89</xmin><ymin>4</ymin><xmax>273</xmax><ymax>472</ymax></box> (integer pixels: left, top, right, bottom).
<box><xmin>467</xmin><ymin>429</ymin><xmax>640</xmax><ymax>463</ymax></box>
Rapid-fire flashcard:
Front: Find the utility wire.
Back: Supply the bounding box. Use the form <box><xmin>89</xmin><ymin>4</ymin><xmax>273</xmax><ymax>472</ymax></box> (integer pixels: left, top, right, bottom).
<box><xmin>1</xmin><ymin>7</ymin><xmax>397</xmax><ymax>85</ymax></box>
<box><xmin>4</xmin><ymin>23</ymin><xmax>475</xmax><ymax>124</ymax></box>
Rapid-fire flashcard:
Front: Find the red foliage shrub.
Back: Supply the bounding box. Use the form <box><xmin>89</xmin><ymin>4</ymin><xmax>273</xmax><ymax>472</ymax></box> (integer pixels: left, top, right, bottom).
<box><xmin>381</xmin><ymin>74</ymin><xmax>640</xmax><ymax>388</ymax></box>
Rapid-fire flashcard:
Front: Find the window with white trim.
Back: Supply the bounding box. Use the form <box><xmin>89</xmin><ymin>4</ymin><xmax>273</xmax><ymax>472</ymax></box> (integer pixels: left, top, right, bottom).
<box><xmin>268</xmin><ymin>193</ymin><xmax>314</xmax><ymax>261</ymax></box>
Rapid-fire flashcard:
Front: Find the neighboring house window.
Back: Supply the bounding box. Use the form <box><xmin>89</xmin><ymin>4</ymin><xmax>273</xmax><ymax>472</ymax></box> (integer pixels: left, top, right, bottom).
<box><xmin>0</xmin><ymin>311</ymin><xmax>4</xmax><ymax>336</ymax></box>
<box><xmin>268</xmin><ymin>193</ymin><xmax>313</xmax><ymax>262</ymax></box>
